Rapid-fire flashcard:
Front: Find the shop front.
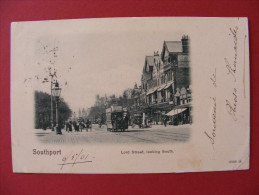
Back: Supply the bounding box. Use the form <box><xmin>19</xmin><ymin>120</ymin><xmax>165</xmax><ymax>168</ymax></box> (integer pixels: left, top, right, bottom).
<box><xmin>166</xmin><ymin>103</ymin><xmax>192</xmax><ymax>125</ymax></box>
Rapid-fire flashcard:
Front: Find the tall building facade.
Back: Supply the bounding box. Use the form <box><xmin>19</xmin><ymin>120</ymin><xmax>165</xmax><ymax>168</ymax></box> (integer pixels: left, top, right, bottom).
<box><xmin>140</xmin><ymin>35</ymin><xmax>192</xmax><ymax>125</ymax></box>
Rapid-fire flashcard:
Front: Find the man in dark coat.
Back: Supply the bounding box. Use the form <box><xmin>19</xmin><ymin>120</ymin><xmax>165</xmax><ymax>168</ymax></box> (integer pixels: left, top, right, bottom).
<box><xmin>69</xmin><ymin>121</ymin><xmax>72</xmax><ymax>132</ymax></box>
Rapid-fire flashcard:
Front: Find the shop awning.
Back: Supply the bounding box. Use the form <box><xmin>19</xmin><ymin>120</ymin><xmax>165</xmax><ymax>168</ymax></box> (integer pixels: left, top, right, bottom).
<box><xmin>164</xmin><ymin>81</ymin><xmax>174</xmax><ymax>89</ymax></box>
<box><xmin>157</xmin><ymin>84</ymin><xmax>167</xmax><ymax>91</ymax></box>
<box><xmin>146</xmin><ymin>88</ymin><xmax>157</xmax><ymax>95</ymax></box>
<box><xmin>173</xmin><ymin>103</ymin><xmax>192</xmax><ymax>109</ymax></box>
<box><xmin>166</xmin><ymin>108</ymin><xmax>187</xmax><ymax>116</ymax></box>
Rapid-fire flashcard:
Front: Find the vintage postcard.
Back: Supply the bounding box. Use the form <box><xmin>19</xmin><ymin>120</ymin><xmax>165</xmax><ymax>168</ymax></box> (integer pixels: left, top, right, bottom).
<box><xmin>11</xmin><ymin>17</ymin><xmax>250</xmax><ymax>173</ymax></box>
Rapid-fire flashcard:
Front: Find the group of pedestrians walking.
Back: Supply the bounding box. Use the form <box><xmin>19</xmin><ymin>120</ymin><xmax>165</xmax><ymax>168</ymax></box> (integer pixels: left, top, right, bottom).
<box><xmin>65</xmin><ymin>120</ymin><xmax>92</xmax><ymax>132</ymax></box>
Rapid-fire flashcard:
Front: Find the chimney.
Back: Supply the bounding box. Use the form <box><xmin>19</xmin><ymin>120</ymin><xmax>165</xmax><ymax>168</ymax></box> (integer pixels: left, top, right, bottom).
<box><xmin>154</xmin><ymin>51</ymin><xmax>159</xmax><ymax>56</ymax></box>
<box><xmin>181</xmin><ymin>35</ymin><xmax>189</xmax><ymax>53</ymax></box>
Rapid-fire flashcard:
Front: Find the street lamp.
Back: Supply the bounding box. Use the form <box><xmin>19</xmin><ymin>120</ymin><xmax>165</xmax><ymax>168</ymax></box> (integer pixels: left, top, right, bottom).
<box><xmin>52</xmin><ymin>81</ymin><xmax>62</xmax><ymax>135</ymax></box>
<box><xmin>50</xmin><ymin>76</ymin><xmax>55</xmax><ymax>131</ymax></box>
<box><xmin>42</xmin><ymin>72</ymin><xmax>56</xmax><ymax>131</ymax></box>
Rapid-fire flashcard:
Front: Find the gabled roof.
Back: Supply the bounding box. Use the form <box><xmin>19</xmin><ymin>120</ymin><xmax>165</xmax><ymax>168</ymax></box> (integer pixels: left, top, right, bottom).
<box><xmin>165</xmin><ymin>41</ymin><xmax>182</xmax><ymax>53</ymax></box>
<box><xmin>161</xmin><ymin>41</ymin><xmax>183</xmax><ymax>60</ymax></box>
<box><xmin>142</xmin><ymin>67</ymin><xmax>152</xmax><ymax>81</ymax></box>
<box><xmin>142</xmin><ymin>54</ymin><xmax>162</xmax><ymax>82</ymax></box>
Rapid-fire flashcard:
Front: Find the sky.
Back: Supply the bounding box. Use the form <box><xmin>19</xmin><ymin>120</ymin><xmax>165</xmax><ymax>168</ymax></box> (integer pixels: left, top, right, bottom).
<box><xmin>20</xmin><ymin>18</ymin><xmax>184</xmax><ymax>112</ymax></box>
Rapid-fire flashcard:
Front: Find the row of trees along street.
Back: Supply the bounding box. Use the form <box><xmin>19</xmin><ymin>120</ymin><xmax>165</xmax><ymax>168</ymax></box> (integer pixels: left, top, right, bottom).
<box><xmin>34</xmin><ymin>91</ymin><xmax>72</xmax><ymax>129</ymax></box>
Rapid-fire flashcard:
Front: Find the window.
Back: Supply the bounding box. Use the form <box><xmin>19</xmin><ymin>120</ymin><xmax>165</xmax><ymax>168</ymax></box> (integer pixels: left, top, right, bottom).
<box><xmin>176</xmin><ymin>97</ymin><xmax>180</xmax><ymax>105</ymax></box>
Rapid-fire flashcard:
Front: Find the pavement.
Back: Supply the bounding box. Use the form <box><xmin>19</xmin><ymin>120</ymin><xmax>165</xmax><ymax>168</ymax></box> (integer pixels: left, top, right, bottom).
<box><xmin>35</xmin><ymin>124</ymin><xmax>191</xmax><ymax>144</ymax></box>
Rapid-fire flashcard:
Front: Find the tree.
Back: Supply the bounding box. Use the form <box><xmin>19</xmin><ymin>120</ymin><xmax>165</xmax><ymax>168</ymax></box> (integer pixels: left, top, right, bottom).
<box><xmin>87</xmin><ymin>105</ymin><xmax>105</xmax><ymax>122</ymax></box>
<box><xmin>34</xmin><ymin>91</ymin><xmax>72</xmax><ymax>129</ymax></box>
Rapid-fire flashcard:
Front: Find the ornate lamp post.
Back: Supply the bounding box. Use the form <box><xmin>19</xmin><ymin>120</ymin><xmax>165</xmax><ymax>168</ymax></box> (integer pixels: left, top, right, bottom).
<box><xmin>52</xmin><ymin>81</ymin><xmax>62</xmax><ymax>134</ymax></box>
<box><xmin>42</xmin><ymin>71</ymin><xmax>56</xmax><ymax>131</ymax></box>
<box><xmin>50</xmin><ymin>76</ymin><xmax>54</xmax><ymax>131</ymax></box>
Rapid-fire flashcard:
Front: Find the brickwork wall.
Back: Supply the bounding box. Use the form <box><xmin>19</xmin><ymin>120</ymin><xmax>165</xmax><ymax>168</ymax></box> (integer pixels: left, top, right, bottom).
<box><xmin>175</xmin><ymin>67</ymin><xmax>191</xmax><ymax>89</ymax></box>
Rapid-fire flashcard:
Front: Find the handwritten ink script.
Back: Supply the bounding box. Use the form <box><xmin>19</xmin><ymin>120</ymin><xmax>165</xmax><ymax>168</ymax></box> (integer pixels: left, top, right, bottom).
<box><xmin>204</xmin><ymin>68</ymin><xmax>217</xmax><ymax>146</ymax></box>
<box><xmin>225</xmin><ymin>26</ymin><xmax>239</xmax><ymax>121</ymax></box>
<box><xmin>225</xmin><ymin>26</ymin><xmax>238</xmax><ymax>82</ymax></box>
<box><xmin>204</xmin><ymin>96</ymin><xmax>216</xmax><ymax>146</ymax></box>
<box><xmin>226</xmin><ymin>88</ymin><xmax>238</xmax><ymax>121</ymax></box>
<box><xmin>58</xmin><ymin>149</ymin><xmax>92</xmax><ymax>170</ymax></box>
<box><xmin>210</xmin><ymin>68</ymin><xmax>217</xmax><ymax>88</ymax></box>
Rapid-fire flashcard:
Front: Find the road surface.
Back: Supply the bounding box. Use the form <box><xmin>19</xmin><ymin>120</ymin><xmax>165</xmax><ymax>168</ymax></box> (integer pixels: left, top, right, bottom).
<box><xmin>35</xmin><ymin>124</ymin><xmax>191</xmax><ymax>144</ymax></box>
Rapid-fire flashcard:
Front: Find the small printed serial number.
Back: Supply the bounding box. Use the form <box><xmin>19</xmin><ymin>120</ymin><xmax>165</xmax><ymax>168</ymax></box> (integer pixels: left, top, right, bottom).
<box><xmin>229</xmin><ymin>160</ymin><xmax>242</xmax><ymax>163</ymax></box>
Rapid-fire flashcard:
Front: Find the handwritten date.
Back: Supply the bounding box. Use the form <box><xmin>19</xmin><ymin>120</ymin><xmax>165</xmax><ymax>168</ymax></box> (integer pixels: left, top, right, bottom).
<box><xmin>58</xmin><ymin>149</ymin><xmax>92</xmax><ymax>170</ymax></box>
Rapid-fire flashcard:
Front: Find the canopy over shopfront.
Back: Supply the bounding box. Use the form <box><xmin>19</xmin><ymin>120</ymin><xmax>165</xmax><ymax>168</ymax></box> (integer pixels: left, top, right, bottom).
<box><xmin>146</xmin><ymin>87</ymin><xmax>157</xmax><ymax>95</ymax></box>
<box><xmin>164</xmin><ymin>81</ymin><xmax>174</xmax><ymax>89</ymax></box>
<box><xmin>166</xmin><ymin>103</ymin><xmax>191</xmax><ymax>116</ymax></box>
<box><xmin>157</xmin><ymin>84</ymin><xmax>166</xmax><ymax>91</ymax></box>
<box><xmin>166</xmin><ymin>108</ymin><xmax>187</xmax><ymax>116</ymax></box>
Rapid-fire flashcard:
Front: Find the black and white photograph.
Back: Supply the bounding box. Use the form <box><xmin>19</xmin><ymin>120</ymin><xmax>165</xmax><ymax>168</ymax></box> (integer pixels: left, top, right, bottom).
<box><xmin>33</xmin><ymin>32</ymin><xmax>192</xmax><ymax>145</ymax></box>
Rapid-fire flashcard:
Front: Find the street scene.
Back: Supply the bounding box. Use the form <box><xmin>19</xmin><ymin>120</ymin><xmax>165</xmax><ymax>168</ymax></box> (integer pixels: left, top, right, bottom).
<box><xmin>34</xmin><ymin>33</ymin><xmax>192</xmax><ymax>144</ymax></box>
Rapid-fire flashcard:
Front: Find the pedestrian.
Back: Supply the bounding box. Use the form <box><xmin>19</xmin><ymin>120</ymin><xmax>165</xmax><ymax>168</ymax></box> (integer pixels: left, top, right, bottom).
<box><xmin>164</xmin><ymin>117</ymin><xmax>167</xmax><ymax>127</ymax></box>
<box><xmin>138</xmin><ymin>117</ymin><xmax>142</xmax><ymax>128</ymax></box>
<box><xmin>76</xmin><ymin>123</ymin><xmax>79</xmax><ymax>131</ymax></box>
<box><xmin>89</xmin><ymin>120</ymin><xmax>92</xmax><ymax>131</ymax></box>
<box><xmin>65</xmin><ymin>122</ymin><xmax>69</xmax><ymax>132</ymax></box>
<box><xmin>79</xmin><ymin>122</ymin><xmax>84</xmax><ymax>132</ymax></box>
<box><xmin>69</xmin><ymin>121</ymin><xmax>72</xmax><ymax>132</ymax></box>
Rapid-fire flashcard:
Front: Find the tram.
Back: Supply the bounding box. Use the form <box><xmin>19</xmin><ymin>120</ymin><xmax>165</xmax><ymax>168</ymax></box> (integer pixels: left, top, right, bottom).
<box><xmin>106</xmin><ymin>106</ymin><xmax>128</xmax><ymax>132</ymax></box>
